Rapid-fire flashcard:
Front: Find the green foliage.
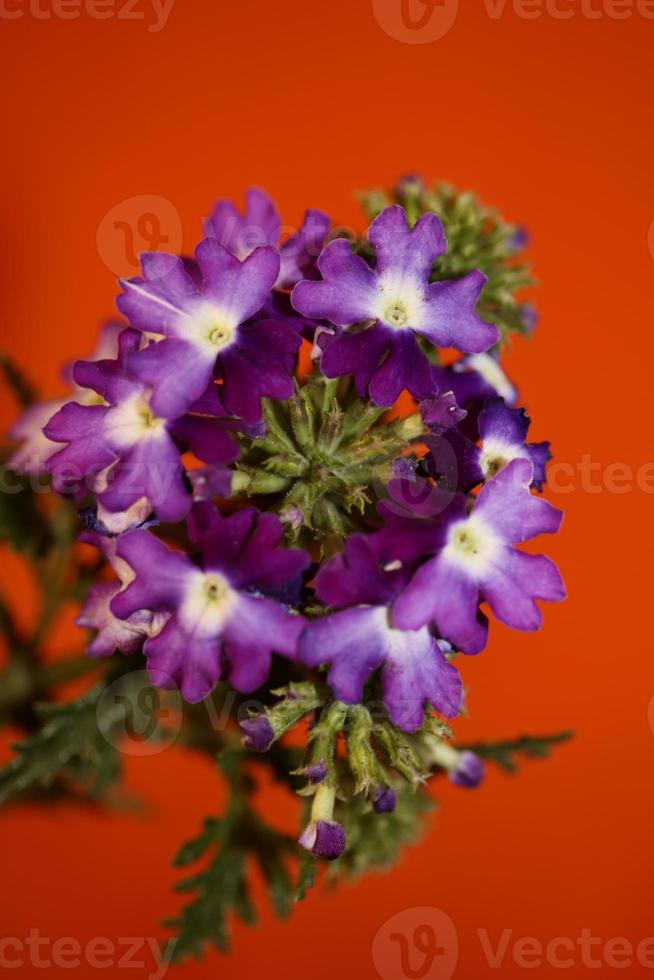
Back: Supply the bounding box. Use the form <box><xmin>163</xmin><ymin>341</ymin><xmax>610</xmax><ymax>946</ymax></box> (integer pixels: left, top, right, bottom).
<box><xmin>166</xmin><ymin>749</ymin><xmax>299</xmax><ymax>962</ymax></box>
<box><xmin>459</xmin><ymin>731</ymin><xmax>574</xmax><ymax>774</ymax></box>
<box><xmin>359</xmin><ymin>177</ymin><xmax>536</xmax><ymax>342</ymax></box>
<box><xmin>335</xmin><ymin>783</ymin><xmax>433</xmax><ymax>879</ymax></box>
<box><xmin>0</xmin><ymin>464</ymin><xmax>54</xmax><ymax>557</ymax></box>
<box><xmin>0</xmin><ymin>683</ymin><xmax>120</xmax><ymax>803</ymax></box>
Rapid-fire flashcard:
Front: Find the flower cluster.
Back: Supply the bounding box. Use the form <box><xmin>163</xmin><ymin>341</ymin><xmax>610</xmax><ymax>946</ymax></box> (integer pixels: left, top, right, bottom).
<box><xmin>9</xmin><ymin>181</ymin><xmax>565</xmax><ymax>864</ymax></box>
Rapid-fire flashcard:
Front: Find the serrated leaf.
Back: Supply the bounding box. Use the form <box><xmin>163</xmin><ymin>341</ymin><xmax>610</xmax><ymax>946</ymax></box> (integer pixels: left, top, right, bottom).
<box><xmin>296</xmin><ymin>852</ymin><xmax>317</xmax><ymax>902</ymax></box>
<box><xmin>0</xmin><ymin>682</ymin><xmax>121</xmax><ymax>803</ymax></box>
<box><xmin>459</xmin><ymin>731</ymin><xmax>574</xmax><ymax>774</ymax></box>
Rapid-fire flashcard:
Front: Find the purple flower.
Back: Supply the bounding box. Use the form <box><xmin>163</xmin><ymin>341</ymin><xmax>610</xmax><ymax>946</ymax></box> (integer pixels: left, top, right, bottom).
<box><xmin>426</xmin><ymin>396</ymin><xmax>551</xmax><ymax>492</ymax></box>
<box><xmin>430</xmin><ymin>742</ymin><xmax>485</xmax><ymax>788</ymax></box>
<box><xmin>116</xmin><ymin>240</ymin><xmax>301</xmax><ymax>423</ymax></box>
<box><xmin>303</xmin><ymin>760</ymin><xmax>328</xmax><ymax>785</ymax></box>
<box><xmin>8</xmin><ymin>322</ymin><xmax>123</xmax><ymax>477</ymax></box>
<box><xmin>240</xmin><ymin>715</ymin><xmax>275</xmax><ymax>752</ymax></box>
<box><xmin>292</xmin><ymin>205</ymin><xmax>498</xmax><ymax>406</ymax></box>
<box><xmin>450</xmin><ymin>751</ymin><xmax>485</xmax><ymax>788</ymax></box>
<box><xmin>373</xmin><ymin>786</ymin><xmax>397</xmax><ymax>814</ymax></box>
<box><xmin>299</xmin><ymin>820</ymin><xmax>346</xmax><ymax>861</ymax></box>
<box><xmin>44</xmin><ymin>329</ymin><xmax>239</xmax><ymax>524</ymax></box>
<box><xmin>393</xmin><ymin>458</ymin><xmax>565</xmax><ymax>653</ymax></box>
<box><xmin>76</xmin><ymin>530</ymin><xmax>167</xmax><ymax>657</ymax></box>
<box><xmin>205</xmin><ymin>187</ymin><xmax>330</xmax><ymax>289</ymax></box>
<box><xmin>110</xmin><ymin>503</ymin><xmax>309</xmax><ymax>702</ymax></box>
<box><xmin>300</xmin><ymin>535</ymin><xmax>463</xmax><ymax>733</ymax></box>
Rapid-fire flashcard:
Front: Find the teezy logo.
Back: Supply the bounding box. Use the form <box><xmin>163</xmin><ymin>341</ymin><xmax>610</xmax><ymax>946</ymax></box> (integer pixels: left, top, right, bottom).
<box><xmin>372</xmin><ymin>0</ymin><xmax>459</xmax><ymax>43</ymax></box>
<box><xmin>372</xmin><ymin>907</ymin><xmax>459</xmax><ymax>980</ymax></box>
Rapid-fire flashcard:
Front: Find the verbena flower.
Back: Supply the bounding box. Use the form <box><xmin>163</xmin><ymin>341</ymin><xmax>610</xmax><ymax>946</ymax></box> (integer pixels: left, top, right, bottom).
<box><xmin>7</xmin><ymin>180</ymin><xmax>567</xmax><ymax>886</ymax></box>
<box><xmin>110</xmin><ymin>503</ymin><xmax>309</xmax><ymax>702</ymax></box>
<box><xmin>8</xmin><ymin>322</ymin><xmax>123</xmax><ymax>476</ymax></box>
<box><xmin>292</xmin><ymin>205</ymin><xmax>499</xmax><ymax>406</ymax></box>
<box><xmin>425</xmin><ymin>395</ymin><xmax>551</xmax><ymax>492</ymax></box>
<box><xmin>76</xmin><ymin>529</ymin><xmax>167</xmax><ymax>657</ymax></box>
<box><xmin>43</xmin><ymin>329</ymin><xmax>239</xmax><ymax>523</ymax></box>
<box><xmin>393</xmin><ymin>457</ymin><xmax>565</xmax><ymax>652</ymax></box>
<box><xmin>300</xmin><ymin>535</ymin><xmax>463</xmax><ymax>732</ymax></box>
<box><xmin>117</xmin><ymin>240</ymin><xmax>300</xmax><ymax>422</ymax></box>
<box><xmin>205</xmin><ymin>186</ymin><xmax>330</xmax><ymax>288</ymax></box>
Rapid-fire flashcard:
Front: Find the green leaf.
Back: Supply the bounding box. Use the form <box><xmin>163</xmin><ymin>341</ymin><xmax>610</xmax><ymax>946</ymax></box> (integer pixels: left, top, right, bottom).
<box><xmin>296</xmin><ymin>852</ymin><xmax>317</xmax><ymax>902</ymax></box>
<box><xmin>458</xmin><ymin>731</ymin><xmax>574</xmax><ymax>774</ymax></box>
<box><xmin>168</xmin><ymin>753</ymin><xmax>300</xmax><ymax>963</ymax></box>
<box><xmin>0</xmin><ymin>683</ymin><xmax>121</xmax><ymax>803</ymax></box>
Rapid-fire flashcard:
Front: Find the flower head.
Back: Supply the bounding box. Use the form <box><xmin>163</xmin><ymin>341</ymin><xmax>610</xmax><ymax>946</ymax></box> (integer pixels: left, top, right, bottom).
<box><xmin>292</xmin><ymin>205</ymin><xmax>498</xmax><ymax>405</ymax></box>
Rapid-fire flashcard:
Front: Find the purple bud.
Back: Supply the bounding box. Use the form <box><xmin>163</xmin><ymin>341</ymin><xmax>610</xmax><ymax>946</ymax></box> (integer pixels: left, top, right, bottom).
<box><xmin>304</xmin><ymin>760</ymin><xmax>328</xmax><ymax>785</ymax></box>
<box><xmin>506</xmin><ymin>225</ymin><xmax>529</xmax><ymax>252</ymax></box>
<box><xmin>300</xmin><ymin>820</ymin><xmax>346</xmax><ymax>861</ymax></box>
<box><xmin>449</xmin><ymin>751</ymin><xmax>485</xmax><ymax>789</ymax></box>
<box><xmin>520</xmin><ymin>303</ymin><xmax>539</xmax><ymax>335</ymax></box>
<box><xmin>373</xmin><ymin>786</ymin><xmax>397</xmax><ymax>814</ymax></box>
<box><xmin>240</xmin><ymin>715</ymin><xmax>275</xmax><ymax>753</ymax></box>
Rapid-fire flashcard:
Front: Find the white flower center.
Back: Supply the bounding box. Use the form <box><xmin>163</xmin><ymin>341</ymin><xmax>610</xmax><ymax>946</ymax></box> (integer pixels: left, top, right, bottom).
<box><xmin>374</xmin><ymin>272</ymin><xmax>425</xmax><ymax>330</ymax></box>
<box><xmin>188</xmin><ymin>301</ymin><xmax>239</xmax><ymax>353</ymax></box>
<box><xmin>180</xmin><ymin>570</ymin><xmax>236</xmax><ymax>637</ymax></box>
<box><xmin>443</xmin><ymin>515</ymin><xmax>499</xmax><ymax>575</ymax></box>
<box><xmin>104</xmin><ymin>394</ymin><xmax>166</xmax><ymax>450</ymax></box>
<box><xmin>480</xmin><ymin>438</ymin><xmax>523</xmax><ymax>480</ymax></box>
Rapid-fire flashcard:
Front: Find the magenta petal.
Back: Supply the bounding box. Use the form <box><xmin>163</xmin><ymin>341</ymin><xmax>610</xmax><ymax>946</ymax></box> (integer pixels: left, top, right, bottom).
<box><xmin>76</xmin><ymin>582</ymin><xmax>147</xmax><ymax>658</ymax></box>
<box><xmin>292</xmin><ymin>239</ymin><xmax>378</xmax><ymax>325</ymax></box>
<box><xmin>127</xmin><ymin>338</ymin><xmax>216</xmax><ymax>420</ymax></box>
<box><xmin>369</xmin><ymin>330</ymin><xmax>433</xmax><ymax>406</ymax></box>
<box><xmin>117</xmin><ymin>254</ymin><xmax>198</xmax><ymax>335</ymax></box>
<box><xmin>222</xmin><ymin>594</ymin><xmax>305</xmax><ymax>690</ymax></box>
<box><xmin>320</xmin><ymin>323</ymin><xmax>391</xmax><ymax>398</ymax></box>
<box><xmin>474</xmin><ymin>457</ymin><xmax>563</xmax><ymax>542</ymax></box>
<box><xmin>279</xmin><ymin>208</ymin><xmax>330</xmax><ymax>288</ymax></box>
<box><xmin>144</xmin><ymin>618</ymin><xmax>221</xmax><ymax>704</ymax></box>
<box><xmin>368</xmin><ymin>205</ymin><xmax>446</xmax><ymax>279</ymax></box>
<box><xmin>393</xmin><ymin>555</ymin><xmax>489</xmax><ymax>654</ymax></box>
<box><xmin>195</xmin><ymin>239</ymin><xmax>280</xmax><ymax>323</ymax></box>
<box><xmin>300</xmin><ymin>606</ymin><xmax>388</xmax><ymax>704</ymax></box>
<box><xmin>481</xmin><ymin>548</ymin><xmax>566</xmax><ymax>631</ymax></box>
<box><xmin>44</xmin><ymin>403</ymin><xmax>115</xmax><ymax>495</ymax></box>
<box><xmin>112</xmin><ymin>530</ymin><xmax>191</xmax><ymax>619</ymax></box>
<box><xmin>418</xmin><ymin>271</ymin><xmax>499</xmax><ymax>353</ymax></box>
<box><xmin>168</xmin><ymin>416</ymin><xmax>240</xmax><ymax>466</ymax></box>
<box><xmin>381</xmin><ymin>630</ymin><xmax>463</xmax><ymax>732</ymax></box>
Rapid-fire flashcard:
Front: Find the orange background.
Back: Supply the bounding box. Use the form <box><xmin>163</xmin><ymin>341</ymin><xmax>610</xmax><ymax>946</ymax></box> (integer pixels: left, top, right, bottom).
<box><xmin>1</xmin><ymin>1</ymin><xmax>653</xmax><ymax>977</ymax></box>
